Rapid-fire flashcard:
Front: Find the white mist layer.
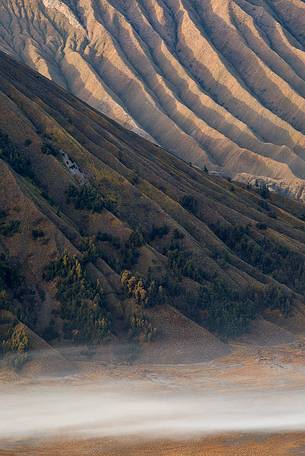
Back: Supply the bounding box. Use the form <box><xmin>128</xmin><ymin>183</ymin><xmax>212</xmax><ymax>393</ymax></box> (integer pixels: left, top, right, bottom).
<box><xmin>1</xmin><ymin>381</ymin><xmax>305</xmax><ymax>440</ymax></box>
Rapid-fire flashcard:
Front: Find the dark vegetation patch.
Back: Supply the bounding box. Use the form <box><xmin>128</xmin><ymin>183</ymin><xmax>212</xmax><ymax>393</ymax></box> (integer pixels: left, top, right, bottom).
<box><xmin>0</xmin><ymin>131</ymin><xmax>35</xmax><ymax>180</ymax></box>
<box><xmin>211</xmin><ymin>222</ymin><xmax>305</xmax><ymax>295</ymax></box>
<box><xmin>81</xmin><ymin>231</ymin><xmax>140</xmax><ymax>272</ymax></box>
<box><xmin>0</xmin><ymin>213</ymin><xmax>20</xmax><ymax>237</ymax></box>
<box><xmin>0</xmin><ymin>324</ymin><xmax>30</xmax><ymax>370</ymax></box>
<box><xmin>43</xmin><ymin>253</ymin><xmax>110</xmax><ymax>344</ymax></box>
<box><xmin>78</xmin><ymin>217</ymin><xmax>296</xmax><ymax>339</ymax></box>
<box><xmin>0</xmin><ymin>253</ymin><xmax>37</xmax><ymax>368</ymax></box>
<box><xmin>41</xmin><ymin>141</ymin><xmax>60</xmax><ymax>157</ymax></box>
<box><xmin>32</xmin><ymin>228</ymin><xmax>45</xmax><ymax>240</ymax></box>
<box><xmin>197</xmin><ymin>281</ymin><xmax>292</xmax><ymax>338</ymax></box>
<box><xmin>0</xmin><ymin>254</ymin><xmax>38</xmax><ymax>329</ymax></box>
<box><xmin>180</xmin><ymin>194</ymin><xmax>199</xmax><ymax>215</ymax></box>
<box><xmin>118</xmin><ymin>224</ymin><xmax>294</xmax><ymax>338</ymax></box>
<box><xmin>66</xmin><ymin>183</ymin><xmax>116</xmax><ymax>213</ymax></box>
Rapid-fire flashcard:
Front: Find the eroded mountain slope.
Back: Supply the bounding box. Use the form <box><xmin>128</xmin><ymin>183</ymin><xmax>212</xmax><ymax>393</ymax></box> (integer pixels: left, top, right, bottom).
<box><xmin>1</xmin><ymin>0</ymin><xmax>305</xmax><ymax>200</ymax></box>
<box><xmin>2</xmin><ymin>51</ymin><xmax>305</xmax><ymax>369</ymax></box>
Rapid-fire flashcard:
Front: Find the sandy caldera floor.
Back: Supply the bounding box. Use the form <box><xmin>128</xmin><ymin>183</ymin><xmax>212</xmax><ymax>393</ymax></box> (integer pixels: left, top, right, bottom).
<box><xmin>2</xmin><ymin>340</ymin><xmax>305</xmax><ymax>455</ymax></box>
<box><xmin>2</xmin><ymin>433</ymin><xmax>305</xmax><ymax>456</ymax></box>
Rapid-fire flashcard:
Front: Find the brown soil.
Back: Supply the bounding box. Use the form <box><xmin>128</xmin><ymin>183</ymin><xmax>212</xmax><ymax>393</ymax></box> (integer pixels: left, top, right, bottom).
<box><xmin>2</xmin><ymin>432</ymin><xmax>305</xmax><ymax>456</ymax></box>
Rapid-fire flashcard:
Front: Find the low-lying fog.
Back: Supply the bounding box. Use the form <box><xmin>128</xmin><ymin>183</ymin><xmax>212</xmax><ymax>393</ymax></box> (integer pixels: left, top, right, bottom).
<box><xmin>1</xmin><ymin>378</ymin><xmax>305</xmax><ymax>441</ymax></box>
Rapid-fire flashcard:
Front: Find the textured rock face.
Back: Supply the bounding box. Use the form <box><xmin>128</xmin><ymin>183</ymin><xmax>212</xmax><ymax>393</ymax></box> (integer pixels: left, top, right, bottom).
<box><xmin>1</xmin><ymin>0</ymin><xmax>305</xmax><ymax>198</ymax></box>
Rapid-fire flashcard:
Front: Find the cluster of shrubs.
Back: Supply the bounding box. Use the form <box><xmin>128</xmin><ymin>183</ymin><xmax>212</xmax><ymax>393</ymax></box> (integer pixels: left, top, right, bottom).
<box><xmin>0</xmin><ymin>254</ymin><xmax>19</xmax><ymax>305</ymax></box>
<box><xmin>0</xmin><ymin>253</ymin><xmax>37</xmax><ymax>329</ymax></box>
<box><xmin>1</xmin><ymin>323</ymin><xmax>30</xmax><ymax>370</ymax></box>
<box><xmin>211</xmin><ymin>222</ymin><xmax>305</xmax><ymax>295</ymax></box>
<box><xmin>42</xmin><ymin>216</ymin><xmax>297</xmax><ymax>341</ymax></box>
<box><xmin>147</xmin><ymin>225</ymin><xmax>212</xmax><ymax>283</ymax></box>
<box><xmin>134</xmin><ymin>224</ymin><xmax>294</xmax><ymax>339</ymax></box>
<box><xmin>89</xmin><ymin>224</ymin><xmax>172</xmax><ymax>273</ymax></box>
<box><xmin>66</xmin><ymin>183</ymin><xmax>115</xmax><ymax>213</ymax></box>
<box><xmin>96</xmin><ymin>231</ymin><xmax>121</xmax><ymax>247</ymax></box>
<box><xmin>32</xmin><ymin>228</ymin><xmax>45</xmax><ymax>240</ymax></box>
<box><xmin>120</xmin><ymin>270</ymin><xmax>165</xmax><ymax>308</ymax></box>
<box><xmin>0</xmin><ymin>253</ymin><xmax>38</xmax><ymax>368</ymax></box>
<box><xmin>0</xmin><ymin>211</ymin><xmax>20</xmax><ymax>237</ymax></box>
<box><xmin>7</xmin><ymin>324</ymin><xmax>29</xmax><ymax>353</ymax></box>
<box><xmin>0</xmin><ymin>131</ymin><xmax>35</xmax><ymax>180</ymax></box>
<box><xmin>180</xmin><ymin>195</ymin><xmax>199</xmax><ymax>215</ymax></box>
<box><xmin>83</xmin><ymin>231</ymin><xmax>142</xmax><ymax>269</ymax></box>
<box><xmin>41</xmin><ymin>141</ymin><xmax>60</xmax><ymax>157</ymax></box>
<box><xmin>43</xmin><ymin>252</ymin><xmax>110</xmax><ymax>344</ymax></box>
<box><xmin>148</xmin><ymin>225</ymin><xmax>170</xmax><ymax>241</ymax></box>
<box><xmin>82</xmin><ymin>228</ymin><xmax>147</xmax><ymax>272</ymax></box>
<box><xmin>120</xmin><ymin>270</ymin><xmax>160</xmax><ymax>342</ymax></box>
<box><xmin>197</xmin><ymin>281</ymin><xmax>293</xmax><ymax>339</ymax></box>
<box><xmin>197</xmin><ymin>281</ymin><xmax>256</xmax><ymax>338</ymax></box>
<box><xmin>167</xmin><ymin>247</ymin><xmax>213</xmax><ymax>282</ymax></box>
<box><xmin>258</xmin><ymin>183</ymin><xmax>270</xmax><ymax>199</ymax></box>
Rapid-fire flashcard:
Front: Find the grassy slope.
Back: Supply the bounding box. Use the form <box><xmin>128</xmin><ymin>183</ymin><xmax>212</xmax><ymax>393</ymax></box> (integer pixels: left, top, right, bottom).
<box><xmin>1</xmin><ymin>51</ymin><xmax>305</xmax><ymax>364</ymax></box>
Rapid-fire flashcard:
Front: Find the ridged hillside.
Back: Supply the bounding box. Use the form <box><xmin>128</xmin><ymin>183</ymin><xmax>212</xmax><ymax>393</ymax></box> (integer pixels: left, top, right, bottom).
<box><xmin>1</xmin><ymin>0</ymin><xmax>305</xmax><ymax>201</ymax></box>
<box><xmin>1</xmin><ymin>51</ymin><xmax>305</xmax><ymax>368</ymax></box>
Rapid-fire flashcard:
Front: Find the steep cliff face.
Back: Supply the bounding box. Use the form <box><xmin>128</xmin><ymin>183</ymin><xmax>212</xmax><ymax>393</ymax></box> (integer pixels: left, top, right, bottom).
<box><xmin>1</xmin><ymin>0</ymin><xmax>305</xmax><ymax>198</ymax></box>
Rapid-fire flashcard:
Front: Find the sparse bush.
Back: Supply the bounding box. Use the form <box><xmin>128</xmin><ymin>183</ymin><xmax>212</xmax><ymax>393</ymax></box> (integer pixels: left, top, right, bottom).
<box><xmin>130</xmin><ymin>172</ymin><xmax>140</xmax><ymax>185</ymax></box>
<box><xmin>3</xmin><ymin>324</ymin><xmax>30</xmax><ymax>370</ymax></box>
<box><xmin>41</xmin><ymin>142</ymin><xmax>60</xmax><ymax>157</ymax></box>
<box><xmin>0</xmin><ymin>220</ymin><xmax>20</xmax><ymax>237</ymax></box>
<box><xmin>9</xmin><ymin>325</ymin><xmax>29</xmax><ymax>354</ymax></box>
<box><xmin>259</xmin><ymin>184</ymin><xmax>270</xmax><ymax>199</ymax></box>
<box><xmin>263</xmin><ymin>284</ymin><xmax>292</xmax><ymax>317</ymax></box>
<box><xmin>167</xmin><ymin>247</ymin><xmax>212</xmax><ymax>282</ymax></box>
<box><xmin>66</xmin><ymin>184</ymin><xmax>114</xmax><ymax>213</ymax></box>
<box><xmin>256</xmin><ymin>222</ymin><xmax>267</xmax><ymax>230</ymax></box>
<box><xmin>120</xmin><ymin>270</ymin><xmax>165</xmax><ymax>308</ymax></box>
<box><xmin>32</xmin><ymin>228</ymin><xmax>45</xmax><ymax>240</ymax></box>
<box><xmin>96</xmin><ymin>232</ymin><xmax>121</xmax><ymax>248</ymax></box>
<box><xmin>180</xmin><ymin>195</ymin><xmax>199</xmax><ymax>215</ymax></box>
<box><xmin>0</xmin><ymin>131</ymin><xmax>34</xmax><ymax>179</ymax></box>
<box><xmin>259</xmin><ymin>200</ymin><xmax>270</xmax><ymax>211</ymax></box>
<box><xmin>127</xmin><ymin>227</ymin><xmax>145</xmax><ymax>248</ymax></box>
<box><xmin>148</xmin><ymin>224</ymin><xmax>170</xmax><ymax>242</ymax></box>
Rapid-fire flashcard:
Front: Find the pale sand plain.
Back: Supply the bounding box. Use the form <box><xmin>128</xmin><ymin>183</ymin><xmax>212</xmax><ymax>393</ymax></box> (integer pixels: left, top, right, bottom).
<box><xmin>2</xmin><ymin>339</ymin><xmax>305</xmax><ymax>455</ymax></box>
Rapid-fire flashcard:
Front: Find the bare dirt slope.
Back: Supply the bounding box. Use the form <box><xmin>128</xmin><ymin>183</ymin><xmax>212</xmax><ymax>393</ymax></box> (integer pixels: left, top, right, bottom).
<box><xmin>1</xmin><ymin>0</ymin><xmax>305</xmax><ymax>199</ymax></box>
